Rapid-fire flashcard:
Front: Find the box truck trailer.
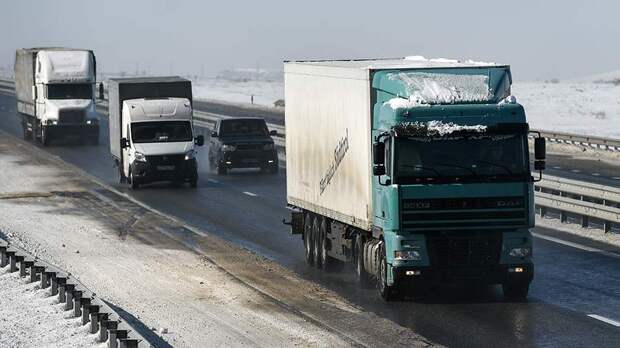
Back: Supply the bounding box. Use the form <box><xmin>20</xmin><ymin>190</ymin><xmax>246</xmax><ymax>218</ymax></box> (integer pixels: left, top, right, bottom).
<box><xmin>14</xmin><ymin>47</ymin><xmax>99</xmax><ymax>145</ymax></box>
<box><xmin>284</xmin><ymin>58</ymin><xmax>546</xmax><ymax>301</ymax></box>
<box><xmin>108</xmin><ymin>77</ymin><xmax>204</xmax><ymax>189</ymax></box>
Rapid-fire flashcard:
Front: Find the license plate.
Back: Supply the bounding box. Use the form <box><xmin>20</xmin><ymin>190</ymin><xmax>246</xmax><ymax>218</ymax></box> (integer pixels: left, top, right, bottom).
<box><xmin>157</xmin><ymin>165</ymin><xmax>175</xmax><ymax>171</ymax></box>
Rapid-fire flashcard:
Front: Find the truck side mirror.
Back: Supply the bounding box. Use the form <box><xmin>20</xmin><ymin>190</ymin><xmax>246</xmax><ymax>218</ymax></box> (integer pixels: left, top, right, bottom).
<box><xmin>99</xmin><ymin>83</ymin><xmax>104</xmax><ymax>100</ymax></box>
<box><xmin>372</xmin><ymin>141</ymin><xmax>385</xmax><ymax>176</ymax></box>
<box><xmin>534</xmin><ymin>137</ymin><xmax>546</xmax><ymax>160</ymax></box>
<box><xmin>210</xmin><ymin>131</ymin><xmax>218</xmax><ymax>138</ymax></box>
<box><xmin>120</xmin><ymin>137</ymin><xmax>129</xmax><ymax>149</ymax></box>
<box><xmin>195</xmin><ymin>135</ymin><xmax>204</xmax><ymax>146</ymax></box>
<box><xmin>269</xmin><ymin>130</ymin><xmax>277</xmax><ymax>136</ymax></box>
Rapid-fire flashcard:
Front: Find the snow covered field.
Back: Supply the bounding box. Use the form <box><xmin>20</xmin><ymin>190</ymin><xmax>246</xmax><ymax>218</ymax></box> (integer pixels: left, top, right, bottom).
<box><xmin>192</xmin><ymin>75</ymin><xmax>620</xmax><ymax>139</ymax></box>
<box><xmin>0</xmin><ymin>266</ymin><xmax>103</xmax><ymax>348</ymax></box>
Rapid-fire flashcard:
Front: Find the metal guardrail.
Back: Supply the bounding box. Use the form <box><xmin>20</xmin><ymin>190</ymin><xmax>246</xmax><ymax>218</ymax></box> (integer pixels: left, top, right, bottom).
<box><xmin>536</xmin><ymin>130</ymin><xmax>620</xmax><ymax>152</ymax></box>
<box><xmin>0</xmin><ymin>237</ymin><xmax>150</xmax><ymax>348</ymax></box>
<box><xmin>535</xmin><ymin>174</ymin><xmax>620</xmax><ymax>232</ymax></box>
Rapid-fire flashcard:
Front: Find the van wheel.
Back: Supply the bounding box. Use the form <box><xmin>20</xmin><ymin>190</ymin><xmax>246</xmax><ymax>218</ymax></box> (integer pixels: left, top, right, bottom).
<box><xmin>303</xmin><ymin>213</ymin><xmax>314</xmax><ymax>265</ymax></box>
<box><xmin>378</xmin><ymin>242</ymin><xmax>399</xmax><ymax>301</ymax></box>
<box><xmin>41</xmin><ymin>126</ymin><xmax>50</xmax><ymax>146</ymax></box>
<box><xmin>129</xmin><ymin>171</ymin><xmax>139</xmax><ymax>190</ymax></box>
<box><xmin>354</xmin><ymin>235</ymin><xmax>372</xmax><ymax>287</ymax></box>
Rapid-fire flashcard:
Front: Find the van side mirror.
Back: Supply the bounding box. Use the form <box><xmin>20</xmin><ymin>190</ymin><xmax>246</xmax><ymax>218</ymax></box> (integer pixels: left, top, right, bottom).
<box><xmin>195</xmin><ymin>135</ymin><xmax>204</xmax><ymax>146</ymax></box>
<box><xmin>99</xmin><ymin>83</ymin><xmax>105</xmax><ymax>100</ymax></box>
<box><xmin>372</xmin><ymin>141</ymin><xmax>385</xmax><ymax>176</ymax></box>
<box><xmin>210</xmin><ymin>131</ymin><xmax>218</xmax><ymax>138</ymax></box>
<box><xmin>269</xmin><ymin>130</ymin><xmax>277</xmax><ymax>136</ymax></box>
<box><xmin>120</xmin><ymin>138</ymin><xmax>129</xmax><ymax>149</ymax></box>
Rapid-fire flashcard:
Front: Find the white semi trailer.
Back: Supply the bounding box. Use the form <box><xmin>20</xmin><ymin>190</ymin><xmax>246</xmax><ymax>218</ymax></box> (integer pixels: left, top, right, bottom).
<box><xmin>14</xmin><ymin>47</ymin><xmax>99</xmax><ymax>145</ymax></box>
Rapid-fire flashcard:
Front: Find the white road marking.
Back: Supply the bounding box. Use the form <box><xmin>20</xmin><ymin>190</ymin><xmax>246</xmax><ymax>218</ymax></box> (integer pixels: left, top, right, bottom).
<box><xmin>533</xmin><ymin>233</ymin><xmax>620</xmax><ymax>259</ymax></box>
<box><xmin>588</xmin><ymin>314</ymin><xmax>620</xmax><ymax>327</ymax></box>
<box><xmin>207</xmin><ymin>179</ymin><xmax>219</xmax><ymax>184</ymax></box>
<box><xmin>591</xmin><ymin>173</ymin><xmax>600</xmax><ymax>176</ymax></box>
<box><xmin>613</xmin><ymin>177</ymin><xmax>620</xmax><ymax>180</ymax></box>
<box><xmin>243</xmin><ymin>191</ymin><xmax>257</xmax><ymax>197</ymax></box>
<box><xmin>571</xmin><ymin>169</ymin><xmax>581</xmax><ymax>173</ymax></box>
<box><xmin>553</xmin><ymin>166</ymin><xmax>562</xmax><ymax>169</ymax></box>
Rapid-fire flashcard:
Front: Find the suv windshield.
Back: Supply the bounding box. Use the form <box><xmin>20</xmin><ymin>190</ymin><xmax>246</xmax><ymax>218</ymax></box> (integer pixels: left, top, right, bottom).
<box><xmin>47</xmin><ymin>83</ymin><xmax>93</xmax><ymax>99</ymax></box>
<box><xmin>394</xmin><ymin>134</ymin><xmax>528</xmax><ymax>184</ymax></box>
<box><xmin>220</xmin><ymin>119</ymin><xmax>268</xmax><ymax>137</ymax></box>
<box><xmin>131</xmin><ymin>121</ymin><xmax>192</xmax><ymax>143</ymax></box>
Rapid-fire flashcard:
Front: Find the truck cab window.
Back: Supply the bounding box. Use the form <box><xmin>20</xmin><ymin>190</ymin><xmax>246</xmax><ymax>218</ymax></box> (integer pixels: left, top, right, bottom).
<box><xmin>47</xmin><ymin>83</ymin><xmax>93</xmax><ymax>100</ymax></box>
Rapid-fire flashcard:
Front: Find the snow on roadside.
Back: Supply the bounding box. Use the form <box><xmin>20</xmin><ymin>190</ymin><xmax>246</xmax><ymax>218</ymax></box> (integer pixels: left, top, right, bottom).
<box><xmin>0</xmin><ymin>266</ymin><xmax>104</xmax><ymax>348</ymax></box>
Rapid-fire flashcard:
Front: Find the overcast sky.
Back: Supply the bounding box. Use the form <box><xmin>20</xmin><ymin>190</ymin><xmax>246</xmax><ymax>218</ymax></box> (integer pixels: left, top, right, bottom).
<box><xmin>1</xmin><ymin>0</ymin><xmax>618</xmax><ymax>81</ymax></box>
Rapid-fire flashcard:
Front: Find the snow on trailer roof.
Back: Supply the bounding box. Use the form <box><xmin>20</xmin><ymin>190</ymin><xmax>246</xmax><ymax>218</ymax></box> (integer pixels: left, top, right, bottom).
<box><xmin>285</xmin><ymin>56</ymin><xmax>506</xmax><ymax>70</ymax></box>
<box><xmin>108</xmin><ymin>76</ymin><xmax>190</xmax><ymax>83</ymax></box>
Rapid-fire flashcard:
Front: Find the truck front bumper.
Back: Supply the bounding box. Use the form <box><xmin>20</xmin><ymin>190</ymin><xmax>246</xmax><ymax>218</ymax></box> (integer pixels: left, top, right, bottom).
<box><xmin>45</xmin><ymin>124</ymin><xmax>99</xmax><ymax>140</ymax></box>
<box><xmin>131</xmin><ymin>158</ymin><xmax>197</xmax><ymax>184</ymax></box>
<box><xmin>392</xmin><ymin>263</ymin><xmax>534</xmax><ymax>286</ymax></box>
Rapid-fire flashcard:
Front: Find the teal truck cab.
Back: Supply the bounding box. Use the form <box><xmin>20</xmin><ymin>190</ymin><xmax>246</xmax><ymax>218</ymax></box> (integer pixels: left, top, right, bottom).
<box><xmin>284</xmin><ymin>58</ymin><xmax>545</xmax><ymax>301</ymax></box>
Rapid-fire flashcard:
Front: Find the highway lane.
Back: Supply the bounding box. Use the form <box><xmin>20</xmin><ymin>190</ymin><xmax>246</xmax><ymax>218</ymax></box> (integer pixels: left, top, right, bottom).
<box><xmin>1</xmin><ymin>92</ymin><xmax>620</xmax><ymax>347</ymax></box>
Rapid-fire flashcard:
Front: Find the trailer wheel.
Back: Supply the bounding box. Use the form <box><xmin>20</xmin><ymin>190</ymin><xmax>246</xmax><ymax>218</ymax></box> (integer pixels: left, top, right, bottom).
<box><xmin>318</xmin><ymin>218</ymin><xmax>332</xmax><ymax>271</ymax></box>
<box><xmin>378</xmin><ymin>242</ymin><xmax>398</xmax><ymax>301</ymax></box>
<box><xmin>354</xmin><ymin>235</ymin><xmax>372</xmax><ymax>288</ymax></box>
<box><xmin>502</xmin><ymin>282</ymin><xmax>529</xmax><ymax>301</ymax></box>
<box><xmin>303</xmin><ymin>213</ymin><xmax>314</xmax><ymax>265</ymax></box>
<box><xmin>312</xmin><ymin>217</ymin><xmax>322</xmax><ymax>268</ymax></box>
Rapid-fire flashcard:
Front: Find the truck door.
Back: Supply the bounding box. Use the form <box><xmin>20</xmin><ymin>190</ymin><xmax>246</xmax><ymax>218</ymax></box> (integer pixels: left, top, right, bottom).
<box><xmin>122</xmin><ymin>123</ymin><xmax>131</xmax><ymax>177</ymax></box>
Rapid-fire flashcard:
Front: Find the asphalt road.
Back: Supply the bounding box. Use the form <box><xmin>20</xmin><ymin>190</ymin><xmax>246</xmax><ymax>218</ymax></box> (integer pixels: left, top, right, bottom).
<box><xmin>1</xmin><ymin>92</ymin><xmax>619</xmax><ymax>347</ymax></box>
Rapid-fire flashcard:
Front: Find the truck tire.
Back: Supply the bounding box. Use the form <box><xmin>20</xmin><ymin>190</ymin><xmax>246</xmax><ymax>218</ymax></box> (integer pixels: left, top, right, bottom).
<box><xmin>378</xmin><ymin>241</ymin><xmax>399</xmax><ymax>301</ymax></box>
<box><xmin>354</xmin><ymin>235</ymin><xmax>372</xmax><ymax>288</ymax></box>
<box><xmin>318</xmin><ymin>218</ymin><xmax>332</xmax><ymax>271</ymax></box>
<box><xmin>503</xmin><ymin>282</ymin><xmax>529</xmax><ymax>301</ymax></box>
<box><xmin>312</xmin><ymin>217</ymin><xmax>322</xmax><ymax>268</ymax></box>
<box><xmin>303</xmin><ymin>213</ymin><xmax>314</xmax><ymax>265</ymax></box>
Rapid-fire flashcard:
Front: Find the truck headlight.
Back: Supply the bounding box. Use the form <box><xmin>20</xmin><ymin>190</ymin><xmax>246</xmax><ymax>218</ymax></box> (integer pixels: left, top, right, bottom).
<box><xmin>263</xmin><ymin>143</ymin><xmax>275</xmax><ymax>150</ymax></box>
<box><xmin>222</xmin><ymin>144</ymin><xmax>236</xmax><ymax>152</ymax></box>
<box><xmin>86</xmin><ymin>119</ymin><xmax>98</xmax><ymax>125</ymax></box>
<box><xmin>509</xmin><ymin>247</ymin><xmax>531</xmax><ymax>257</ymax></box>
<box><xmin>394</xmin><ymin>250</ymin><xmax>421</xmax><ymax>261</ymax></box>
<box><xmin>48</xmin><ymin>120</ymin><xmax>58</xmax><ymax>125</ymax></box>
<box><xmin>134</xmin><ymin>151</ymin><xmax>147</xmax><ymax>162</ymax></box>
<box><xmin>185</xmin><ymin>150</ymin><xmax>196</xmax><ymax>160</ymax></box>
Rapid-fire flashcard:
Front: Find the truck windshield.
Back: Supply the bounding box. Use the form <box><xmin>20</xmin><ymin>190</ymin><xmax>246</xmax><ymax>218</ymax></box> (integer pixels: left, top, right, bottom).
<box><xmin>394</xmin><ymin>134</ymin><xmax>529</xmax><ymax>184</ymax></box>
<box><xmin>220</xmin><ymin>119</ymin><xmax>268</xmax><ymax>137</ymax></box>
<box><xmin>131</xmin><ymin>121</ymin><xmax>193</xmax><ymax>143</ymax></box>
<box><xmin>47</xmin><ymin>84</ymin><xmax>93</xmax><ymax>100</ymax></box>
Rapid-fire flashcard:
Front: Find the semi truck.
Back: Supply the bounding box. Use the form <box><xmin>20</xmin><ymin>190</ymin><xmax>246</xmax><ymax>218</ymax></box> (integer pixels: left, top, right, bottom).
<box><xmin>108</xmin><ymin>77</ymin><xmax>204</xmax><ymax>189</ymax></box>
<box><xmin>284</xmin><ymin>58</ymin><xmax>546</xmax><ymax>301</ymax></box>
<box><xmin>14</xmin><ymin>47</ymin><xmax>99</xmax><ymax>145</ymax></box>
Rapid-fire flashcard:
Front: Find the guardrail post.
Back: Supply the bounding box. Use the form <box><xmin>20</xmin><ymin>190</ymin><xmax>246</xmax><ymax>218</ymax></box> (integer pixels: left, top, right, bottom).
<box><xmin>0</xmin><ymin>245</ymin><xmax>8</xmax><ymax>267</ymax></box>
<box><xmin>73</xmin><ymin>290</ymin><xmax>83</xmax><ymax>317</ymax></box>
<box><xmin>604</xmin><ymin>221</ymin><xmax>612</xmax><ymax>233</ymax></box>
<box><xmin>56</xmin><ymin>277</ymin><xmax>67</xmax><ymax>300</ymax></box>
<box><xmin>109</xmin><ymin>328</ymin><xmax>128</xmax><ymax>348</ymax></box>
<box><xmin>44</xmin><ymin>270</ymin><xmax>56</xmax><ymax>289</ymax></box>
<box><xmin>539</xmin><ymin>206</ymin><xmax>547</xmax><ymax>218</ymax></box>
<box><xmin>23</xmin><ymin>259</ymin><xmax>35</xmax><ymax>281</ymax></box>
<box><xmin>560</xmin><ymin>211</ymin><xmax>568</xmax><ymax>223</ymax></box>
<box><xmin>119</xmin><ymin>339</ymin><xmax>139</xmax><ymax>348</ymax></box>
<box><xmin>64</xmin><ymin>284</ymin><xmax>75</xmax><ymax>310</ymax></box>
<box><xmin>17</xmin><ymin>255</ymin><xmax>27</xmax><ymax>277</ymax></box>
<box><xmin>8</xmin><ymin>250</ymin><xmax>18</xmax><ymax>273</ymax></box>
<box><xmin>41</xmin><ymin>271</ymin><xmax>51</xmax><ymax>289</ymax></box>
<box><xmin>80</xmin><ymin>297</ymin><xmax>92</xmax><ymax>325</ymax></box>
<box><xmin>89</xmin><ymin>306</ymin><xmax>101</xmax><ymax>334</ymax></box>
<box><xmin>99</xmin><ymin>315</ymin><xmax>114</xmax><ymax>342</ymax></box>
<box><xmin>581</xmin><ymin>215</ymin><xmax>589</xmax><ymax>228</ymax></box>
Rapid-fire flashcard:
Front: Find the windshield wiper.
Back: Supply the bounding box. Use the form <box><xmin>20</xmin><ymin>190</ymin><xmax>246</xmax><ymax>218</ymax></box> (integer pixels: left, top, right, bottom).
<box><xmin>400</xmin><ymin>164</ymin><xmax>442</xmax><ymax>177</ymax></box>
<box><xmin>435</xmin><ymin>163</ymin><xmax>479</xmax><ymax>176</ymax></box>
<box><xmin>473</xmin><ymin>160</ymin><xmax>514</xmax><ymax>174</ymax></box>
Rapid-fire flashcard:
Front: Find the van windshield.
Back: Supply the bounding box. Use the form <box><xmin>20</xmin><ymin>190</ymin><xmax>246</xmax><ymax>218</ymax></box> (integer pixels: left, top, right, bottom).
<box><xmin>131</xmin><ymin>121</ymin><xmax>192</xmax><ymax>143</ymax></box>
<box><xmin>47</xmin><ymin>83</ymin><xmax>93</xmax><ymax>99</ymax></box>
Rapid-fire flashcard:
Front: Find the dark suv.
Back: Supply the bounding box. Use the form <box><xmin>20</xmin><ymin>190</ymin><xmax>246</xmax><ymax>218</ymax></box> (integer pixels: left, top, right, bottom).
<box><xmin>209</xmin><ymin>118</ymin><xmax>278</xmax><ymax>174</ymax></box>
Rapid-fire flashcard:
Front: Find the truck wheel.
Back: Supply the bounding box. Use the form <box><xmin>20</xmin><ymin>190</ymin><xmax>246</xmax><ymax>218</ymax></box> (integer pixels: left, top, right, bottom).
<box><xmin>269</xmin><ymin>165</ymin><xmax>279</xmax><ymax>175</ymax></box>
<box><xmin>303</xmin><ymin>213</ymin><xmax>314</xmax><ymax>265</ymax></box>
<box><xmin>503</xmin><ymin>282</ymin><xmax>530</xmax><ymax>301</ymax></box>
<box><xmin>312</xmin><ymin>217</ymin><xmax>322</xmax><ymax>268</ymax></box>
<box><xmin>41</xmin><ymin>126</ymin><xmax>50</xmax><ymax>146</ymax></box>
<box><xmin>378</xmin><ymin>242</ymin><xmax>398</xmax><ymax>301</ymax></box>
<box><xmin>354</xmin><ymin>235</ymin><xmax>372</xmax><ymax>287</ymax></box>
<box><xmin>190</xmin><ymin>177</ymin><xmax>198</xmax><ymax>188</ymax></box>
<box><xmin>318</xmin><ymin>218</ymin><xmax>332</xmax><ymax>271</ymax></box>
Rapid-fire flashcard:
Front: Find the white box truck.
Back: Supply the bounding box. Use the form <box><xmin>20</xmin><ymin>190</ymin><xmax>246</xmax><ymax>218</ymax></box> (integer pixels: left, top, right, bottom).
<box><xmin>284</xmin><ymin>58</ymin><xmax>545</xmax><ymax>301</ymax></box>
<box><xmin>108</xmin><ymin>77</ymin><xmax>204</xmax><ymax>189</ymax></box>
<box><xmin>14</xmin><ymin>47</ymin><xmax>99</xmax><ymax>145</ymax></box>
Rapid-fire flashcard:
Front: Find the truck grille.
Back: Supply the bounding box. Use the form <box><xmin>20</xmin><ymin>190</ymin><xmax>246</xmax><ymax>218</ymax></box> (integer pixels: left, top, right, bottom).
<box><xmin>401</xmin><ymin>197</ymin><xmax>526</xmax><ymax>231</ymax></box>
<box><xmin>58</xmin><ymin>109</ymin><xmax>85</xmax><ymax>124</ymax></box>
<box><xmin>146</xmin><ymin>154</ymin><xmax>185</xmax><ymax>165</ymax></box>
<box><xmin>236</xmin><ymin>143</ymin><xmax>264</xmax><ymax>151</ymax></box>
<box><xmin>427</xmin><ymin>231</ymin><xmax>502</xmax><ymax>268</ymax></box>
